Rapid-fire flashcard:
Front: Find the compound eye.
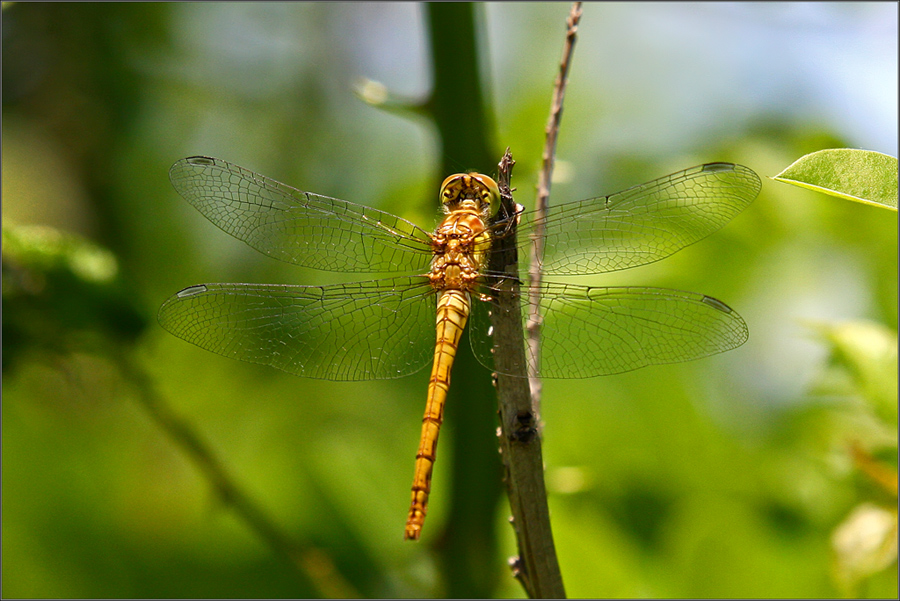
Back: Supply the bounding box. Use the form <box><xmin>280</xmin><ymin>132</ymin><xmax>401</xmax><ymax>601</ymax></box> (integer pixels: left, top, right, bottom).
<box><xmin>439</xmin><ymin>174</ymin><xmax>467</xmax><ymax>205</ymax></box>
<box><xmin>468</xmin><ymin>173</ymin><xmax>500</xmax><ymax>215</ymax></box>
<box><xmin>440</xmin><ymin>173</ymin><xmax>465</xmax><ymax>191</ymax></box>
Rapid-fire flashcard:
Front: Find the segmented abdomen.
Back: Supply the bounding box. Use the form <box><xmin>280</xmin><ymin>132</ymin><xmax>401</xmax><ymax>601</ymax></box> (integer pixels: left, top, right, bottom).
<box><xmin>404</xmin><ymin>289</ymin><xmax>471</xmax><ymax>540</ymax></box>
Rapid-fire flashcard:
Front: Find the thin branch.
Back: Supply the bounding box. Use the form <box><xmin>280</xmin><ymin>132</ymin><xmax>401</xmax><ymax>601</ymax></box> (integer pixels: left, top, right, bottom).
<box><xmin>527</xmin><ymin>2</ymin><xmax>583</xmax><ymax>414</ymax></box>
<box><xmin>488</xmin><ymin>6</ymin><xmax>583</xmax><ymax>596</ymax></box>
<box><xmin>116</xmin><ymin>354</ymin><xmax>359</xmax><ymax>599</ymax></box>
<box><xmin>492</xmin><ymin>150</ymin><xmax>566</xmax><ymax>599</ymax></box>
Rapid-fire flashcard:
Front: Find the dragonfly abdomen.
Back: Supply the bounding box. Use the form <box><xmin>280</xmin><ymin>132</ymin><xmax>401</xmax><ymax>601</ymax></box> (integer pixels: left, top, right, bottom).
<box><xmin>404</xmin><ymin>289</ymin><xmax>471</xmax><ymax>541</ymax></box>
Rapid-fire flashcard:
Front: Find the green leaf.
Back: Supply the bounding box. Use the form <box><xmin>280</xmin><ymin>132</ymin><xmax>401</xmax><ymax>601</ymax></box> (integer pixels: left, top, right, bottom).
<box><xmin>772</xmin><ymin>149</ymin><xmax>898</xmax><ymax>211</ymax></box>
<box><xmin>806</xmin><ymin>320</ymin><xmax>899</xmax><ymax>427</ymax></box>
<box><xmin>2</xmin><ymin>222</ymin><xmax>120</xmax><ymax>284</ymax></box>
<box><xmin>2</xmin><ymin>222</ymin><xmax>147</xmax><ymax>370</ymax></box>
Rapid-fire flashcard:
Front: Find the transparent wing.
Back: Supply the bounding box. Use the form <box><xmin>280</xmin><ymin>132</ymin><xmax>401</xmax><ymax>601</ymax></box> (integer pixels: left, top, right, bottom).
<box><xmin>158</xmin><ymin>276</ymin><xmax>437</xmax><ymax>381</ymax></box>
<box><xmin>169</xmin><ymin>156</ymin><xmax>435</xmax><ymax>273</ymax></box>
<box><xmin>507</xmin><ymin>163</ymin><xmax>760</xmax><ymax>275</ymax></box>
<box><xmin>469</xmin><ymin>280</ymin><xmax>748</xmax><ymax>378</ymax></box>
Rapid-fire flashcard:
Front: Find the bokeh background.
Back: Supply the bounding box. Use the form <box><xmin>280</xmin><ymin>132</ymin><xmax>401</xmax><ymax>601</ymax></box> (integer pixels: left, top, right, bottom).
<box><xmin>3</xmin><ymin>2</ymin><xmax>897</xmax><ymax>598</ymax></box>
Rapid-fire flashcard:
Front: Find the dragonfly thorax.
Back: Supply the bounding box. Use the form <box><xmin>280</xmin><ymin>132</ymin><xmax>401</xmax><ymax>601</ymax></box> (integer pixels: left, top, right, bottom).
<box><xmin>439</xmin><ymin>172</ymin><xmax>500</xmax><ymax>218</ymax></box>
<box><xmin>429</xmin><ymin>209</ymin><xmax>490</xmax><ymax>292</ymax></box>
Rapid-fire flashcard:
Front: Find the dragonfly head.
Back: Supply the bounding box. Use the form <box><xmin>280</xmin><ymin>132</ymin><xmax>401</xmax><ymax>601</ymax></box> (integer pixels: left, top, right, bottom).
<box><xmin>439</xmin><ymin>172</ymin><xmax>500</xmax><ymax>217</ymax></box>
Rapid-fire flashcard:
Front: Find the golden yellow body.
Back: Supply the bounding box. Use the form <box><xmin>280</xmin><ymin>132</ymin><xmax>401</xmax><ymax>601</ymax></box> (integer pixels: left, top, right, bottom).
<box><xmin>404</xmin><ymin>173</ymin><xmax>498</xmax><ymax>541</ymax></box>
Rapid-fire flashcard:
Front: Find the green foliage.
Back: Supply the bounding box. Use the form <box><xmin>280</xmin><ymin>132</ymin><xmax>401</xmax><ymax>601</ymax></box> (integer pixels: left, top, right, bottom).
<box><xmin>773</xmin><ymin>149</ymin><xmax>899</xmax><ymax>210</ymax></box>
<box><xmin>2</xmin><ymin>3</ymin><xmax>897</xmax><ymax>599</ymax></box>
<box><xmin>807</xmin><ymin>320</ymin><xmax>898</xmax><ymax>426</ymax></box>
<box><xmin>805</xmin><ymin>320</ymin><xmax>899</xmax><ymax>595</ymax></box>
<box><xmin>2</xmin><ymin>222</ymin><xmax>147</xmax><ymax>370</ymax></box>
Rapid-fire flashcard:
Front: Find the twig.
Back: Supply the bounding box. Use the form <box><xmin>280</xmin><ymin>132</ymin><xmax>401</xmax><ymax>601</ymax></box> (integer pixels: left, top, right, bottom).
<box><xmin>116</xmin><ymin>354</ymin><xmax>359</xmax><ymax>599</ymax></box>
<box><xmin>527</xmin><ymin>2</ymin><xmax>583</xmax><ymax>414</ymax></box>
<box><xmin>492</xmin><ymin>150</ymin><xmax>566</xmax><ymax>599</ymax></box>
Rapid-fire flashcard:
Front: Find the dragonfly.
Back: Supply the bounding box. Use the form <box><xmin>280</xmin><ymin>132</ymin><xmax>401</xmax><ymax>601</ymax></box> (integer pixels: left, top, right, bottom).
<box><xmin>159</xmin><ymin>156</ymin><xmax>761</xmax><ymax>540</ymax></box>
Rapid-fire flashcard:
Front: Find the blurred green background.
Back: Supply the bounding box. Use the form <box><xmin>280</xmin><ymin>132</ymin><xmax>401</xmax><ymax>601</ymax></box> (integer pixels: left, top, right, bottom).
<box><xmin>3</xmin><ymin>2</ymin><xmax>897</xmax><ymax>598</ymax></box>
